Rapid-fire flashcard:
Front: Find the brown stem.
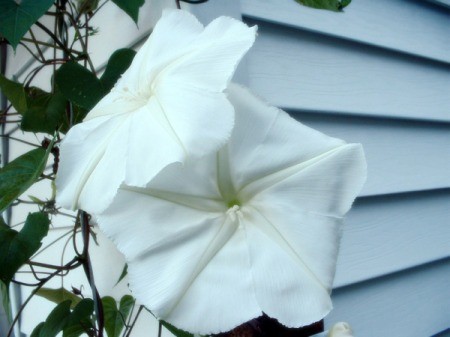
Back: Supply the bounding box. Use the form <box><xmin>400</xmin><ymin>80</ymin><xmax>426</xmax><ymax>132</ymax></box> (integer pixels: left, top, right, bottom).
<box><xmin>124</xmin><ymin>305</ymin><xmax>144</xmax><ymax>337</ymax></box>
<box><xmin>29</xmin><ymin>28</ymin><xmax>46</xmax><ymax>62</ymax></box>
<box><xmin>80</xmin><ymin>211</ymin><xmax>105</xmax><ymax>337</ymax></box>
<box><xmin>7</xmin><ymin>258</ymin><xmax>80</xmax><ymax>337</ymax></box>
<box><xmin>35</xmin><ymin>21</ymin><xmax>73</xmax><ymax>58</ymax></box>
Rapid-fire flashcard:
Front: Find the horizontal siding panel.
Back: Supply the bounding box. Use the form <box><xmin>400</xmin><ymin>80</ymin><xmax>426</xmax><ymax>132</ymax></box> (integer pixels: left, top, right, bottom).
<box><xmin>427</xmin><ymin>0</ymin><xmax>450</xmax><ymax>9</ymax></box>
<box><xmin>434</xmin><ymin>329</ymin><xmax>450</xmax><ymax>337</ymax></box>
<box><xmin>327</xmin><ymin>259</ymin><xmax>450</xmax><ymax>337</ymax></box>
<box><xmin>245</xmin><ymin>21</ymin><xmax>450</xmax><ymax>122</ymax></box>
<box><xmin>241</xmin><ymin>0</ymin><xmax>450</xmax><ymax>64</ymax></box>
<box><xmin>293</xmin><ymin>113</ymin><xmax>450</xmax><ymax>196</ymax></box>
<box><xmin>334</xmin><ymin>190</ymin><xmax>450</xmax><ymax>287</ymax></box>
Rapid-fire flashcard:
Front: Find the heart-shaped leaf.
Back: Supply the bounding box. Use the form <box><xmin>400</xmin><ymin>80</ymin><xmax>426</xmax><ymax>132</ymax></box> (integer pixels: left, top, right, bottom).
<box><xmin>0</xmin><ymin>144</ymin><xmax>52</xmax><ymax>213</ymax></box>
<box><xmin>22</xmin><ymin>88</ymin><xmax>67</xmax><ymax>134</ymax></box>
<box><xmin>39</xmin><ymin>300</ymin><xmax>72</xmax><ymax>337</ymax></box>
<box><xmin>55</xmin><ymin>62</ymin><xmax>106</xmax><ymax>110</ymax></box>
<box><xmin>111</xmin><ymin>0</ymin><xmax>145</xmax><ymax>23</ymax></box>
<box><xmin>63</xmin><ymin>299</ymin><xmax>95</xmax><ymax>337</ymax></box>
<box><xmin>101</xmin><ymin>48</ymin><xmax>136</xmax><ymax>92</ymax></box>
<box><xmin>0</xmin><ymin>73</ymin><xmax>27</xmax><ymax>114</ymax></box>
<box><xmin>102</xmin><ymin>295</ymin><xmax>134</xmax><ymax>337</ymax></box>
<box><xmin>0</xmin><ymin>212</ymin><xmax>50</xmax><ymax>285</ymax></box>
<box><xmin>0</xmin><ymin>0</ymin><xmax>54</xmax><ymax>49</ymax></box>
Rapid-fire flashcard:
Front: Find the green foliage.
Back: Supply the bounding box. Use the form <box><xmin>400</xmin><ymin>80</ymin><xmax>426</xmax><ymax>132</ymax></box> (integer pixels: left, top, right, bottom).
<box><xmin>56</xmin><ymin>50</ymin><xmax>136</xmax><ymax>113</ymax></box>
<box><xmin>0</xmin><ymin>212</ymin><xmax>50</xmax><ymax>285</ymax></box>
<box><xmin>56</xmin><ymin>62</ymin><xmax>106</xmax><ymax>110</ymax></box>
<box><xmin>294</xmin><ymin>0</ymin><xmax>351</xmax><ymax>11</ymax></box>
<box><xmin>38</xmin><ymin>300</ymin><xmax>72</xmax><ymax>337</ymax></box>
<box><xmin>36</xmin><ymin>287</ymin><xmax>83</xmax><ymax>309</ymax></box>
<box><xmin>101</xmin><ymin>49</ymin><xmax>136</xmax><ymax>91</ymax></box>
<box><xmin>77</xmin><ymin>0</ymin><xmax>100</xmax><ymax>14</ymax></box>
<box><xmin>0</xmin><ymin>0</ymin><xmax>54</xmax><ymax>49</ymax></box>
<box><xmin>114</xmin><ymin>264</ymin><xmax>128</xmax><ymax>286</ymax></box>
<box><xmin>0</xmin><ymin>73</ymin><xmax>27</xmax><ymax>114</ymax></box>
<box><xmin>0</xmin><ymin>145</ymin><xmax>52</xmax><ymax>213</ymax></box>
<box><xmin>30</xmin><ymin>322</ymin><xmax>45</xmax><ymax>337</ymax></box>
<box><xmin>0</xmin><ymin>279</ymin><xmax>12</xmax><ymax>323</ymax></box>
<box><xmin>161</xmin><ymin>320</ymin><xmax>196</xmax><ymax>337</ymax></box>
<box><xmin>111</xmin><ymin>0</ymin><xmax>145</xmax><ymax>23</ymax></box>
<box><xmin>63</xmin><ymin>299</ymin><xmax>95</xmax><ymax>337</ymax></box>
<box><xmin>32</xmin><ymin>299</ymin><xmax>94</xmax><ymax>337</ymax></box>
<box><xmin>22</xmin><ymin>88</ymin><xmax>67</xmax><ymax>134</ymax></box>
<box><xmin>102</xmin><ymin>295</ymin><xmax>134</xmax><ymax>337</ymax></box>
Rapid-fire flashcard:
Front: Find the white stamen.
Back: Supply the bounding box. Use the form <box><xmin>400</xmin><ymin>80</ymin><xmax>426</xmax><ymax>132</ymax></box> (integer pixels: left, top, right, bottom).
<box><xmin>226</xmin><ymin>205</ymin><xmax>242</xmax><ymax>222</ymax></box>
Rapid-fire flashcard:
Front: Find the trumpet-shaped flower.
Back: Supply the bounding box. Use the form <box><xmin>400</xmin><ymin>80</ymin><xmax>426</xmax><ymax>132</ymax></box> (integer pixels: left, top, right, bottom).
<box><xmin>96</xmin><ymin>84</ymin><xmax>367</xmax><ymax>334</ymax></box>
<box><xmin>56</xmin><ymin>10</ymin><xmax>257</xmax><ymax>213</ymax></box>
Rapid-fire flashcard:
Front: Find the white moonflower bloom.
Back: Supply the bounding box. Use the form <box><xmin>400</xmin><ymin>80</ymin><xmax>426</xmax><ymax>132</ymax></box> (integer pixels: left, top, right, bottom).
<box><xmin>56</xmin><ymin>10</ymin><xmax>257</xmax><ymax>213</ymax></box>
<box><xmin>96</xmin><ymin>85</ymin><xmax>367</xmax><ymax>334</ymax></box>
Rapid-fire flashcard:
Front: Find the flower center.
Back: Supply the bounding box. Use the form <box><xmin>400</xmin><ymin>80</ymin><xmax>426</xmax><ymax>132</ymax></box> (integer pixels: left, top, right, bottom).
<box><xmin>117</xmin><ymin>86</ymin><xmax>152</xmax><ymax>106</ymax></box>
<box><xmin>227</xmin><ymin>198</ymin><xmax>241</xmax><ymax>208</ymax></box>
<box><xmin>226</xmin><ymin>199</ymin><xmax>242</xmax><ymax>222</ymax></box>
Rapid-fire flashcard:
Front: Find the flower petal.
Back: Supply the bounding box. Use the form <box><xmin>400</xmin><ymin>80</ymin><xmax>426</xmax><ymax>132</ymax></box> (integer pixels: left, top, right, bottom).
<box><xmin>56</xmin><ymin>114</ymin><xmax>126</xmax><ymax>213</ymax></box>
<box><xmin>152</xmin><ymin>16</ymin><xmax>256</xmax><ymax>158</ymax></box>
<box><xmin>225</xmin><ymin>84</ymin><xmax>346</xmax><ymax>191</ymax></box>
<box><xmin>242</xmin><ymin>207</ymin><xmax>334</xmax><ymax>328</ymax></box>
<box><xmin>96</xmin><ymin>187</ymin><xmax>261</xmax><ymax>334</ymax></box>
<box><xmin>159</xmin><ymin>16</ymin><xmax>257</xmax><ymax>92</ymax></box>
<box><xmin>155</xmin><ymin>84</ymin><xmax>234</xmax><ymax>158</ymax></box>
<box><xmin>247</xmin><ymin>144</ymin><xmax>367</xmax><ymax>216</ymax></box>
<box><xmin>118</xmin><ymin>9</ymin><xmax>204</xmax><ymax>94</ymax></box>
<box><xmin>84</xmin><ymin>87</ymin><xmax>143</xmax><ymax>121</ymax></box>
<box><xmin>164</xmin><ymin>225</ymin><xmax>261</xmax><ymax>334</ymax></box>
<box><xmin>123</xmin><ymin>99</ymin><xmax>185</xmax><ymax>187</ymax></box>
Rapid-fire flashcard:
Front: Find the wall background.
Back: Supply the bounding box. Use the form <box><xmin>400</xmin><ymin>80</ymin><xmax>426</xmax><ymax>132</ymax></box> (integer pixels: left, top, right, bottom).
<box><xmin>2</xmin><ymin>1</ymin><xmax>449</xmax><ymax>336</ymax></box>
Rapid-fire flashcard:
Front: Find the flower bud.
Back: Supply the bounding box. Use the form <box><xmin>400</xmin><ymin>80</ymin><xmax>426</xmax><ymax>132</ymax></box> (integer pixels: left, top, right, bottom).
<box><xmin>328</xmin><ymin>322</ymin><xmax>354</xmax><ymax>337</ymax></box>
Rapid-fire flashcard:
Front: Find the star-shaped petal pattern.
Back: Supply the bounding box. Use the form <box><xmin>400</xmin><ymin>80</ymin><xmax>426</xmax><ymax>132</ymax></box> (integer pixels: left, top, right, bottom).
<box><xmin>56</xmin><ymin>10</ymin><xmax>257</xmax><ymax>213</ymax></box>
<box><xmin>95</xmin><ymin>84</ymin><xmax>367</xmax><ymax>334</ymax></box>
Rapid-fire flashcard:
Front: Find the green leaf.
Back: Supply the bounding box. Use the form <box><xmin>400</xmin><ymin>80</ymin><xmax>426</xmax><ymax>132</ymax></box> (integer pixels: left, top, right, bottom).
<box><xmin>39</xmin><ymin>300</ymin><xmax>72</xmax><ymax>337</ymax></box>
<box><xmin>102</xmin><ymin>295</ymin><xmax>134</xmax><ymax>337</ymax></box>
<box><xmin>0</xmin><ymin>145</ymin><xmax>52</xmax><ymax>213</ymax></box>
<box><xmin>294</xmin><ymin>0</ymin><xmax>351</xmax><ymax>11</ymax></box>
<box><xmin>0</xmin><ymin>212</ymin><xmax>50</xmax><ymax>285</ymax></box>
<box><xmin>339</xmin><ymin>0</ymin><xmax>351</xmax><ymax>9</ymax></box>
<box><xmin>111</xmin><ymin>0</ymin><xmax>145</xmax><ymax>23</ymax></box>
<box><xmin>114</xmin><ymin>264</ymin><xmax>128</xmax><ymax>286</ymax></box>
<box><xmin>101</xmin><ymin>48</ymin><xmax>136</xmax><ymax>92</ymax></box>
<box><xmin>161</xmin><ymin>321</ymin><xmax>196</xmax><ymax>337</ymax></box>
<box><xmin>30</xmin><ymin>322</ymin><xmax>45</xmax><ymax>337</ymax></box>
<box><xmin>36</xmin><ymin>287</ymin><xmax>82</xmax><ymax>309</ymax></box>
<box><xmin>77</xmin><ymin>0</ymin><xmax>100</xmax><ymax>14</ymax></box>
<box><xmin>0</xmin><ymin>279</ymin><xmax>12</xmax><ymax>323</ymax></box>
<box><xmin>0</xmin><ymin>0</ymin><xmax>54</xmax><ymax>49</ymax></box>
<box><xmin>55</xmin><ymin>62</ymin><xmax>106</xmax><ymax>110</ymax></box>
<box><xmin>63</xmin><ymin>299</ymin><xmax>94</xmax><ymax>337</ymax></box>
<box><xmin>0</xmin><ymin>73</ymin><xmax>27</xmax><ymax>113</ymax></box>
<box><xmin>60</xmin><ymin>105</ymin><xmax>89</xmax><ymax>133</ymax></box>
<box><xmin>21</xmin><ymin>89</ymin><xmax>67</xmax><ymax>134</ymax></box>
